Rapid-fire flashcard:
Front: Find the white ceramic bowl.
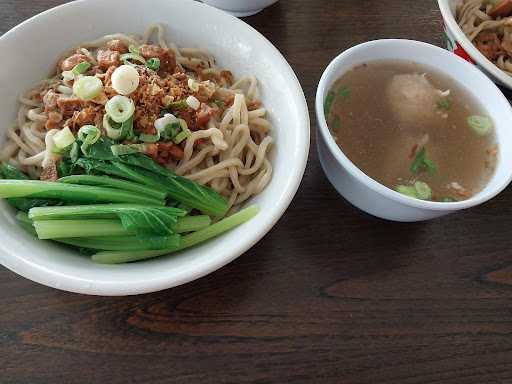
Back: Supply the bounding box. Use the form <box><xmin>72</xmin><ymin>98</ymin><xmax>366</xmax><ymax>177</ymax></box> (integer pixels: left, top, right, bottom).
<box><xmin>0</xmin><ymin>0</ymin><xmax>309</xmax><ymax>295</ymax></box>
<box><xmin>201</xmin><ymin>0</ymin><xmax>279</xmax><ymax>17</ymax></box>
<box><xmin>316</xmin><ymin>39</ymin><xmax>512</xmax><ymax>222</ymax></box>
<box><xmin>439</xmin><ymin>0</ymin><xmax>512</xmax><ymax>90</ymax></box>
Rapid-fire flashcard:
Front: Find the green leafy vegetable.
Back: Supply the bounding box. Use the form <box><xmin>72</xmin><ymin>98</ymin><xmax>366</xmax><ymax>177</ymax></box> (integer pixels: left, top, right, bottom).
<box><xmin>410</xmin><ymin>147</ymin><xmax>436</xmax><ymax>175</ymax></box>
<box><xmin>117</xmin><ymin>154</ymin><xmax>228</xmax><ymax>216</ymax></box>
<box><xmin>91</xmin><ymin>205</ymin><xmax>259</xmax><ymax>264</ymax></box>
<box><xmin>58</xmin><ymin>175</ymin><xmax>167</xmax><ymax>200</ymax></box>
<box><xmin>30</xmin><ymin>204</ymin><xmax>186</xmax><ymax>236</ymax></box>
<box><xmin>0</xmin><ymin>180</ymin><xmax>164</xmax><ymax>206</ymax></box>
<box><xmin>0</xmin><ymin>163</ymin><xmax>63</xmax><ymax>211</ymax></box>
<box><xmin>57</xmin><ymin>234</ymin><xmax>180</xmax><ymax>251</ymax></box>
<box><xmin>81</xmin><ymin>137</ymin><xmax>117</xmax><ymax>160</ymax></box>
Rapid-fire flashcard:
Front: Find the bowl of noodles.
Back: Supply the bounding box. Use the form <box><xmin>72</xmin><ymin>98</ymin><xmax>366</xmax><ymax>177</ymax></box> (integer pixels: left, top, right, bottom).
<box><xmin>439</xmin><ymin>0</ymin><xmax>512</xmax><ymax>89</ymax></box>
<box><xmin>0</xmin><ymin>0</ymin><xmax>309</xmax><ymax>295</ymax></box>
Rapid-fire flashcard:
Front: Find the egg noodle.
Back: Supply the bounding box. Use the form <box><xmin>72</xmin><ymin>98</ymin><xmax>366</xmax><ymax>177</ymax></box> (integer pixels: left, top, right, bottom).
<box><xmin>1</xmin><ymin>24</ymin><xmax>273</xmax><ymax>212</ymax></box>
<box><xmin>457</xmin><ymin>0</ymin><xmax>512</xmax><ymax>75</ymax></box>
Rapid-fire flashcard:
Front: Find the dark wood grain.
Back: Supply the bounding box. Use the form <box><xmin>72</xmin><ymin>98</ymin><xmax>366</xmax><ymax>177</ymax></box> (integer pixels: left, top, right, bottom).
<box><xmin>1</xmin><ymin>1</ymin><xmax>512</xmax><ymax>383</ymax></box>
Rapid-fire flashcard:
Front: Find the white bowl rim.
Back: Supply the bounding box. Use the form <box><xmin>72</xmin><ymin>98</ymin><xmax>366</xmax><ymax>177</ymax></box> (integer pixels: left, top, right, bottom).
<box><xmin>0</xmin><ymin>0</ymin><xmax>310</xmax><ymax>295</ymax></box>
<box><xmin>438</xmin><ymin>0</ymin><xmax>512</xmax><ymax>89</ymax></box>
<box><xmin>316</xmin><ymin>39</ymin><xmax>512</xmax><ymax>212</ymax></box>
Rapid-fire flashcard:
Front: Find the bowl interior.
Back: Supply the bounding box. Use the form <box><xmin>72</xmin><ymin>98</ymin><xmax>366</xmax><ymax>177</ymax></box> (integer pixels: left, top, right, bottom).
<box><xmin>0</xmin><ymin>0</ymin><xmax>309</xmax><ymax>295</ymax></box>
<box><xmin>316</xmin><ymin>39</ymin><xmax>512</xmax><ymax>210</ymax></box>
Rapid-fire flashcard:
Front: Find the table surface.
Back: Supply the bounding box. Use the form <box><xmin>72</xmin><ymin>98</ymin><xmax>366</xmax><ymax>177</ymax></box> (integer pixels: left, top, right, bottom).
<box><xmin>2</xmin><ymin>1</ymin><xmax>512</xmax><ymax>383</ymax></box>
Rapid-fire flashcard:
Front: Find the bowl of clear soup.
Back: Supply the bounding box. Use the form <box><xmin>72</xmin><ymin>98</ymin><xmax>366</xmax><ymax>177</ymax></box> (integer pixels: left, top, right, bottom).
<box><xmin>316</xmin><ymin>39</ymin><xmax>512</xmax><ymax>222</ymax></box>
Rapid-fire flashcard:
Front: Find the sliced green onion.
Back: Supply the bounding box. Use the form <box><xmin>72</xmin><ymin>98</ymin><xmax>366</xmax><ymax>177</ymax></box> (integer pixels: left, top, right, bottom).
<box><xmin>77</xmin><ymin>125</ymin><xmax>101</xmax><ymax>154</ymax></box>
<box><xmin>166</xmin><ymin>100</ymin><xmax>188</xmax><ymax>110</ymax></box>
<box><xmin>410</xmin><ymin>147</ymin><xmax>436</xmax><ymax>175</ymax></box>
<box><xmin>173</xmin><ymin>119</ymin><xmax>191</xmax><ymax>144</ymax></box>
<box><xmin>111</xmin><ymin>144</ymin><xmax>147</xmax><ymax>156</ymax></box>
<box><xmin>71</xmin><ymin>61</ymin><xmax>91</xmax><ymax>76</ymax></box>
<box><xmin>120</xmin><ymin>52</ymin><xmax>146</xmax><ymax>65</ymax></box>
<box><xmin>146</xmin><ymin>57</ymin><xmax>161</xmax><ymax>71</ymax></box>
<box><xmin>396</xmin><ymin>185</ymin><xmax>418</xmax><ymax>198</ymax></box>
<box><xmin>467</xmin><ymin>115</ymin><xmax>493</xmax><ymax>136</ymax></box>
<box><xmin>161</xmin><ymin>122</ymin><xmax>181</xmax><ymax>140</ymax></box>
<box><xmin>103</xmin><ymin>114</ymin><xmax>122</xmax><ymax>140</ymax></box>
<box><xmin>139</xmin><ymin>133</ymin><xmax>160</xmax><ymax>143</ymax></box>
<box><xmin>436</xmin><ymin>98</ymin><xmax>451</xmax><ymax>111</ymax></box>
<box><xmin>414</xmin><ymin>181</ymin><xmax>432</xmax><ymax>200</ymax></box>
<box><xmin>70</xmin><ymin>142</ymin><xmax>79</xmax><ymax>163</ymax></box>
<box><xmin>105</xmin><ymin>95</ymin><xmax>135</xmax><ymax>123</ymax></box>
<box><xmin>53</xmin><ymin>126</ymin><xmax>75</xmax><ymax>149</ymax></box>
<box><xmin>442</xmin><ymin>197</ymin><xmax>458</xmax><ymax>203</ymax></box>
<box><xmin>128</xmin><ymin>44</ymin><xmax>140</xmax><ymax>55</ymax></box>
<box><xmin>104</xmin><ymin>114</ymin><xmax>134</xmax><ymax>141</ymax></box>
<box><xmin>73</xmin><ymin>76</ymin><xmax>103</xmax><ymax>101</ymax></box>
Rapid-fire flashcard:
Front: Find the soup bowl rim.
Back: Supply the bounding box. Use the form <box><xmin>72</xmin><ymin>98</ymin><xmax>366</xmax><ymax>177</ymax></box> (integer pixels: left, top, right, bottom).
<box><xmin>316</xmin><ymin>39</ymin><xmax>512</xmax><ymax>212</ymax></box>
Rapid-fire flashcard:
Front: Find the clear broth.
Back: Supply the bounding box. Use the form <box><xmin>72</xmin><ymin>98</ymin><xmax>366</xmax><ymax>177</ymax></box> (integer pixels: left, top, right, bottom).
<box><xmin>326</xmin><ymin>60</ymin><xmax>497</xmax><ymax>202</ymax></box>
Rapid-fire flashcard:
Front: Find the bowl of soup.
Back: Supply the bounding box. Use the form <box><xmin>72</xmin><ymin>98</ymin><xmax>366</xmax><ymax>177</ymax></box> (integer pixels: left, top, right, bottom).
<box><xmin>316</xmin><ymin>39</ymin><xmax>512</xmax><ymax>222</ymax></box>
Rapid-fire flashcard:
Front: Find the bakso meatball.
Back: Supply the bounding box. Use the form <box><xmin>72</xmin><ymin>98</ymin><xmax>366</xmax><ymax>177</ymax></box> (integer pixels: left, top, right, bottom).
<box><xmin>386</xmin><ymin>73</ymin><xmax>443</xmax><ymax>132</ymax></box>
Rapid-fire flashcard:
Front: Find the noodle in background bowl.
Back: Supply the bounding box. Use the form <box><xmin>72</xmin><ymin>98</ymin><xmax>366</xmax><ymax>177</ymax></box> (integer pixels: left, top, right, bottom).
<box><xmin>438</xmin><ymin>0</ymin><xmax>512</xmax><ymax>90</ymax></box>
<box><xmin>0</xmin><ymin>0</ymin><xmax>309</xmax><ymax>295</ymax></box>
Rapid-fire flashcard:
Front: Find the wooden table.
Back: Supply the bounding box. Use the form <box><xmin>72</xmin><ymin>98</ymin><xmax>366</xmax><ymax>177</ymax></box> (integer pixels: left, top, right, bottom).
<box><xmin>2</xmin><ymin>1</ymin><xmax>512</xmax><ymax>383</ymax></box>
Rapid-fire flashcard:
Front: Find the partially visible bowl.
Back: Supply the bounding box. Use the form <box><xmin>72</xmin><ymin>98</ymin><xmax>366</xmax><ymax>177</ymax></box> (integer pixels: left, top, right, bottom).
<box><xmin>439</xmin><ymin>0</ymin><xmax>512</xmax><ymax>90</ymax></box>
<box><xmin>316</xmin><ymin>39</ymin><xmax>512</xmax><ymax>222</ymax></box>
<box><xmin>201</xmin><ymin>0</ymin><xmax>279</xmax><ymax>17</ymax></box>
<box><xmin>0</xmin><ymin>0</ymin><xmax>309</xmax><ymax>295</ymax></box>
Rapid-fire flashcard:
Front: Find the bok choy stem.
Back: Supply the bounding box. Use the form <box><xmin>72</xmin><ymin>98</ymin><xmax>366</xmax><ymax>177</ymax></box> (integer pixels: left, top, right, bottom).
<box><xmin>0</xmin><ymin>180</ymin><xmax>164</xmax><ymax>206</ymax></box>
<box><xmin>58</xmin><ymin>175</ymin><xmax>166</xmax><ymax>200</ymax></box>
<box><xmin>91</xmin><ymin>205</ymin><xmax>259</xmax><ymax>264</ymax></box>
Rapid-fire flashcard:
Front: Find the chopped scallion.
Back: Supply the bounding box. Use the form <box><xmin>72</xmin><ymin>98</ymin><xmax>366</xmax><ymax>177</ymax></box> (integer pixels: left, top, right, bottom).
<box><xmin>71</xmin><ymin>61</ymin><xmax>91</xmax><ymax>76</ymax></box>
<box><xmin>73</xmin><ymin>76</ymin><xmax>103</xmax><ymax>101</ymax></box>
<box><xmin>410</xmin><ymin>147</ymin><xmax>436</xmax><ymax>175</ymax></box>
<box><xmin>467</xmin><ymin>115</ymin><xmax>493</xmax><ymax>136</ymax></box>
<box><xmin>436</xmin><ymin>98</ymin><xmax>451</xmax><ymax>110</ymax></box>
<box><xmin>414</xmin><ymin>181</ymin><xmax>432</xmax><ymax>200</ymax></box>
<box><xmin>396</xmin><ymin>185</ymin><xmax>418</xmax><ymax>198</ymax></box>
<box><xmin>128</xmin><ymin>44</ymin><xmax>140</xmax><ymax>55</ymax></box>
<box><xmin>53</xmin><ymin>126</ymin><xmax>75</xmax><ymax>149</ymax></box>
<box><xmin>139</xmin><ymin>133</ymin><xmax>161</xmax><ymax>143</ymax></box>
<box><xmin>146</xmin><ymin>57</ymin><xmax>161</xmax><ymax>71</ymax></box>
<box><xmin>120</xmin><ymin>52</ymin><xmax>146</xmax><ymax>66</ymax></box>
<box><xmin>105</xmin><ymin>95</ymin><xmax>135</xmax><ymax>123</ymax></box>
